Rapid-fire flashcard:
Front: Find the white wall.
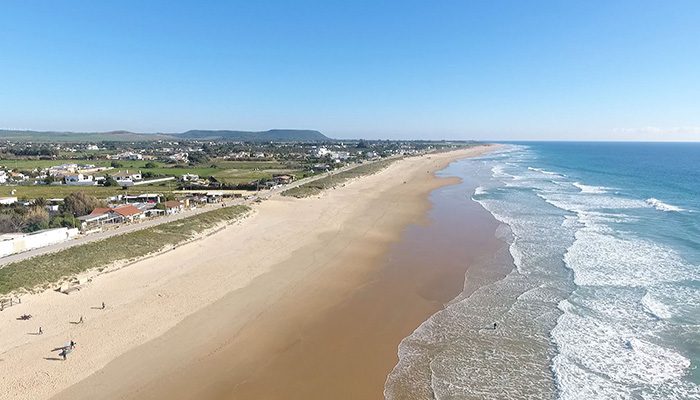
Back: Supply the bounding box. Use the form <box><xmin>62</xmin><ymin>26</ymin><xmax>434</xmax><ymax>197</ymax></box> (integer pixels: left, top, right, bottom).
<box><xmin>0</xmin><ymin>240</ymin><xmax>14</xmax><ymax>257</ymax></box>
<box><xmin>0</xmin><ymin>227</ymin><xmax>78</xmax><ymax>258</ymax></box>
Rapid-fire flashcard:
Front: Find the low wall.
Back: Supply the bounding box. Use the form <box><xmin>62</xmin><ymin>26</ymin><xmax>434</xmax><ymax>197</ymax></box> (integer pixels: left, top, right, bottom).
<box><xmin>0</xmin><ymin>227</ymin><xmax>79</xmax><ymax>258</ymax></box>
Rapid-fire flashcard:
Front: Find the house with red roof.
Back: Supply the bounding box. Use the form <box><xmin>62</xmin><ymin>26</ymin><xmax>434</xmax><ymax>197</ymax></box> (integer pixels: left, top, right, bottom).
<box><xmin>78</xmin><ymin>205</ymin><xmax>144</xmax><ymax>230</ymax></box>
<box><xmin>110</xmin><ymin>204</ymin><xmax>143</xmax><ymax>222</ymax></box>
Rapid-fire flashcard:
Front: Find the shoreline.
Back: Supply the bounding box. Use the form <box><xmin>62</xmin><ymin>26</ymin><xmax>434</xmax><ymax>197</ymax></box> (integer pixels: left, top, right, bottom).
<box><xmin>0</xmin><ymin>145</ymin><xmax>498</xmax><ymax>400</ymax></box>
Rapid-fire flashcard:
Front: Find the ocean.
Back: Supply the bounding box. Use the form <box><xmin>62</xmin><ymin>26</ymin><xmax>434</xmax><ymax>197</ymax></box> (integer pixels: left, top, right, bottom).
<box><xmin>385</xmin><ymin>142</ymin><xmax>700</xmax><ymax>399</ymax></box>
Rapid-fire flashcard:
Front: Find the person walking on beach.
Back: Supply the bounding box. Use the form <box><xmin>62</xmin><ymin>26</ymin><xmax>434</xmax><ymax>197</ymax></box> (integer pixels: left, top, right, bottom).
<box><xmin>38</xmin><ymin>326</ymin><xmax>42</xmax><ymax>335</ymax></box>
<box><xmin>493</xmin><ymin>322</ymin><xmax>498</xmax><ymax>330</ymax></box>
<box><xmin>70</xmin><ymin>340</ymin><xmax>75</xmax><ymax>349</ymax></box>
<box><xmin>79</xmin><ymin>316</ymin><xmax>83</xmax><ymax>324</ymax></box>
<box><xmin>102</xmin><ymin>302</ymin><xmax>105</xmax><ymax>310</ymax></box>
<box><xmin>60</xmin><ymin>349</ymin><xmax>67</xmax><ymax>360</ymax></box>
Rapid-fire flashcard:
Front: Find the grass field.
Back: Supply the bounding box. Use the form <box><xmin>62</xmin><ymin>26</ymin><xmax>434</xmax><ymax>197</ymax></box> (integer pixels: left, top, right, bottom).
<box><xmin>0</xmin><ymin>205</ymin><xmax>250</xmax><ymax>296</ymax></box>
<box><xmin>0</xmin><ymin>159</ymin><xmax>294</xmax><ymax>175</ymax></box>
<box><xmin>0</xmin><ymin>158</ymin><xmax>303</xmax><ymax>198</ymax></box>
<box><xmin>3</xmin><ymin>184</ymin><xmax>182</xmax><ymax>200</ymax></box>
<box><xmin>282</xmin><ymin>159</ymin><xmax>398</xmax><ymax>198</ymax></box>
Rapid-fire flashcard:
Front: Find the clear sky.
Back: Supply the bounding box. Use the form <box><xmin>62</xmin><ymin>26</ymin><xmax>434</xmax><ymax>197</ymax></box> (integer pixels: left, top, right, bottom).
<box><xmin>1</xmin><ymin>1</ymin><xmax>699</xmax><ymax>141</ymax></box>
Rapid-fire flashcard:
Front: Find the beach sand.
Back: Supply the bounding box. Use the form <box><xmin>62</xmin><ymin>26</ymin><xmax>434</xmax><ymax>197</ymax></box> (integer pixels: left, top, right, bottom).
<box><xmin>0</xmin><ymin>145</ymin><xmax>498</xmax><ymax>400</ymax></box>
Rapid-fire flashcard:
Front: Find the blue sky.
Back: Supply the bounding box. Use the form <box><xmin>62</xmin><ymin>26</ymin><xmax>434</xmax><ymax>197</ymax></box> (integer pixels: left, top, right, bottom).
<box><xmin>1</xmin><ymin>1</ymin><xmax>699</xmax><ymax>140</ymax></box>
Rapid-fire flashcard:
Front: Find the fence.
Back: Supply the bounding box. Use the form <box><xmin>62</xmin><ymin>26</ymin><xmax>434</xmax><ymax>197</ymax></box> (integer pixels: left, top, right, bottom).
<box><xmin>0</xmin><ymin>296</ymin><xmax>22</xmax><ymax>311</ymax></box>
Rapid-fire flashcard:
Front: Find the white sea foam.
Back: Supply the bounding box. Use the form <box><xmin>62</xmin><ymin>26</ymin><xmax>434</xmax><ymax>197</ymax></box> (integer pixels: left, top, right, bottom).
<box><xmin>491</xmin><ymin>165</ymin><xmax>514</xmax><ymax>179</ymax></box>
<box><xmin>537</xmin><ymin>192</ymin><xmax>649</xmax><ymax>213</ymax></box>
<box><xmin>553</xmin><ymin>289</ymin><xmax>699</xmax><ymax>399</ymax></box>
<box><xmin>646</xmin><ymin>198</ymin><xmax>686</xmax><ymax>212</ymax></box>
<box><xmin>573</xmin><ymin>182</ymin><xmax>609</xmax><ymax>194</ymax></box>
<box><xmin>644</xmin><ymin>284</ymin><xmax>700</xmax><ymax>323</ymax></box>
<box><xmin>564</xmin><ymin>228</ymin><xmax>699</xmax><ymax>287</ymax></box>
<box><xmin>552</xmin><ymin>310</ymin><xmax>696</xmax><ymax>399</ymax></box>
<box><xmin>528</xmin><ymin>166</ymin><xmax>564</xmax><ymax>177</ymax></box>
<box><xmin>473</xmin><ymin>186</ymin><xmax>486</xmax><ymax>196</ymax></box>
<box><xmin>553</xmin><ymin>213</ymin><xmax>700</xmax><ymax>397</ymax></box>
<box><xmin>641</xmin><ymin>291</ymin><xmax>674</xmax><ymax>319</ymax></box>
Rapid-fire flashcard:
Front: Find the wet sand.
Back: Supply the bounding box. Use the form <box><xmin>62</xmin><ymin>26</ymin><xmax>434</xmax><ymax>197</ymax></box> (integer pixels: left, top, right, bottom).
<box><xmin>221</xmin><ymin>168</ymin><xmax>504</xmax><ymax>399</ymax></box>
<box><xmin>26</xmin><ymin>146</ymin><xmax>500</xmax><ymax>400</ymax></box>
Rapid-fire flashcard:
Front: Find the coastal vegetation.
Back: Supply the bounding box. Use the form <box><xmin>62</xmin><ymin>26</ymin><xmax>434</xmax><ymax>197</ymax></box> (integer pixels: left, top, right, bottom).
<box><xmin>282</xmin><ymin>158</ymin><xmax>399</xmax><ymax>198</ymax></box>
<box><xmin>62</xmin><ymin>192</ymin><xmax>107</xmax><ymax>217</ymax></box>
<box><xmin>0</xmin><ymin>205</ymin><xmax>250</xmax><ymax>295</ymax></box>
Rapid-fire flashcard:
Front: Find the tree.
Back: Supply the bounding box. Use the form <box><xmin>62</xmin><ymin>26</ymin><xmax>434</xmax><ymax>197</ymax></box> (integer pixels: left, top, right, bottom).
<box><xmin>102</xmin><ymin>174</ymin><xmax>119</xmax><ymax>187</ymax></box>
<box><xmin>49</xmin><ymin>214</ymin><xmax>79</xmax><ymax>229</ymax></box>
<box><xmin>24</xmin><ymin>206</ymin><xmax>49</xmax><ymax>227</ymax></box>
<box><xmin>62</xmin><ymin>192</ymin><xmax>106</xmax><ymax>217</ymax></box>
<box><xmin>0</xmin><ymin>213</ymin><xmax>24</xmax><ymax>233</ymax></box>
<box><xmin>25</xmin><ymin>221</ymin><xmax>49</xmax><ymax>232</ymax></box>
<box><xmin>110</xmin><ymin>160</ymin><xmax>123</xmax><ymax>168</ymax></box>
<box><xmin>144</xmin><ymin>162</ymin><xmax>158</xmax><ymax>169</ymax></box>
<box><xmin>188</xmin><ymin>152</ymin><xmax>209</xmax><ymax>165</ymax></box>
<box><xmin>357</xmin><ymin>139</ymin><xmax>368</xmax><ymax>149</ymax></box>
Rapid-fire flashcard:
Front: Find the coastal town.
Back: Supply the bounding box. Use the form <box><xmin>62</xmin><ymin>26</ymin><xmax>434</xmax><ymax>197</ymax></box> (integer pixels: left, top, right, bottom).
<box><xmin>0</xmin><ymin>139</ymin><xmax>465</xmax><ymax>260</ymax></box>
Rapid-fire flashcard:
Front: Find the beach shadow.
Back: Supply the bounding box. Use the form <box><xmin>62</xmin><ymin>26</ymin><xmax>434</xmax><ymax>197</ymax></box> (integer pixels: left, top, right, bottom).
<box><xmin>27</xmin><ymin>332</ymin><xmax>41</xmax><ymax>336</ymax></box>
<box><xmin>44</xmin><ymin>357</ymin><xmax>63</xmax><ymax>361</ymax></box>
<box><xmin>69</xmin><ymin>321</ymin><xmax>80</xmax><ymax>325</ymax></box>
<box><xmin>52</xmin><ymin>347</ymin><xmax>68</xmax><ymax>352</ymax></box>
<box><xmin>90</xmin><ymin>307</ymin><xmax>103</xmax><ymax>310</ymax></box>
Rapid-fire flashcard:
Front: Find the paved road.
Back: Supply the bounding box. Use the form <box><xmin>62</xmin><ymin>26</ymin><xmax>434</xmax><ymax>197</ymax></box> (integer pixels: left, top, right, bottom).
<box><xmin>0</xmin><ymin>160</ymin><xmax>374</xmax><ymax>266</ymax></box>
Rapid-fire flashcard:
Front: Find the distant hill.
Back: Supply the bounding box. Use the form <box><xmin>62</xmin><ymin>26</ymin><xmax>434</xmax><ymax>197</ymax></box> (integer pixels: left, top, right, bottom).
<box><xmin>0</xmin><ymin>129</ymin><xmax>329</xmax><ymax>142</ymax></box>
<box><xmin>0</xmin><ymin>130</ymin><xmax>171</xmax><ymax>142</ymax></box>
<box><xmin>175</xmin><ymin>129</ymin><xmax>328</xmax><ymax>141</ymax></box>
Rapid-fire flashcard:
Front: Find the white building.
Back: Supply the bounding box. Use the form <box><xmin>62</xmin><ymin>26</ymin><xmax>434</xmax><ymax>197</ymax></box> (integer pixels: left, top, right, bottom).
<box><xmin>312</xmin><ymin>147</ymin><xmax>332</xmax><ymax>157</ymax></box>
<box><xmin>169</xmin><ymin>152</ymin><xmax>188</xmax><ymax>162</ymax></box>
<box><xmin>228</xmin><ymin>151</ymin><xmax>250</xmax><ymax>159</ymax></box>
<box><xmin>0</xmin><ymin>197</ymin><xmax>18</xmax><ymax>205</ymax></box>
<box><xmin>114</xmin><ymin>152</ymin><xmax>143</xmax><ymax>160</ymax></box>
<box><xmin>181</xmin><ymin>173</ymin><xmax>200</xmax><ymax>182</ymax></box>
<box><xmin>113</xmin><ymin>170</ymin><xmax>142</xmax><ymax>186</ymax></box>
<box><xmin>48</xmin><ymin>163</ymin><xmax>79</xmax><ymax>176</ymax></box>
<box><xmin>332</xmin><ymin>151</ymin><xmax>350</xmax><ymax>160</ymax></box>
<box><xmin>65</xmin><ymin>174</ymin><xmax>95</xmax><ymax>186</ymax></box>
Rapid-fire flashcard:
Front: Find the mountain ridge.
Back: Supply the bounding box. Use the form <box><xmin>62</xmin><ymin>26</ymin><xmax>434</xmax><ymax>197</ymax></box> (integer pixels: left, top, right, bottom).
<box><xmin>0</xmin><ymin>129</ymin><xmax>329</xmax><ymax>142</ymax></box>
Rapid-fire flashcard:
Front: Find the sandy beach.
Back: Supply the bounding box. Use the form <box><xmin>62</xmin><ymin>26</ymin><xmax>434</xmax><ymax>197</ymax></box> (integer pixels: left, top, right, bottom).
<box><xmin>0</xmin><ymin>145</ymin><xmax>498</xmax><ymax>400</ymax></box>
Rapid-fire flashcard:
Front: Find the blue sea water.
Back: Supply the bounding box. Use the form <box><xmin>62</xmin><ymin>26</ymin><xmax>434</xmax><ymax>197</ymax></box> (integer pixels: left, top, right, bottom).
<box><xmin>386</xmin><ymin>142</ymin><xmax>700</xmax><ymax>399</ymax></box>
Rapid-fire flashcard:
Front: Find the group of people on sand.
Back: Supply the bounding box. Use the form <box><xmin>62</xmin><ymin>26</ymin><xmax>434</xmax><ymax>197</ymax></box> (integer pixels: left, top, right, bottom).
<box><xmin>16</xmin><ymin>301</ymin><xmax>108</xmax><ymax>360</ymax></box>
